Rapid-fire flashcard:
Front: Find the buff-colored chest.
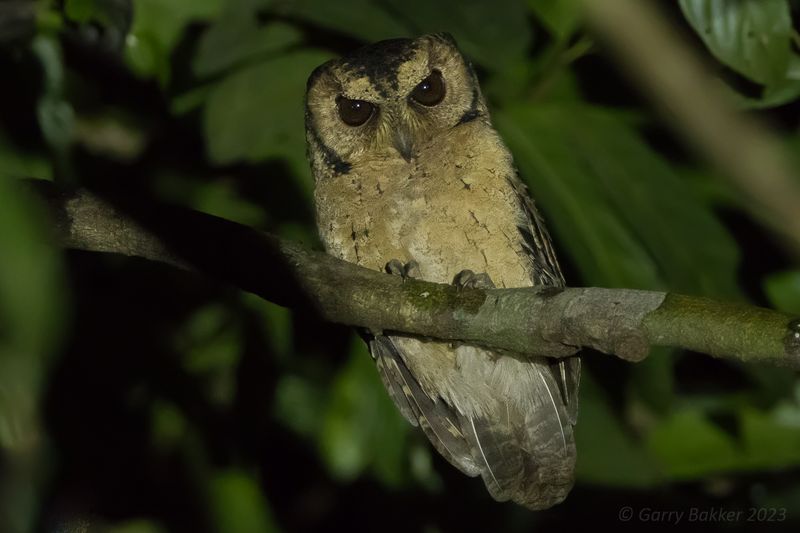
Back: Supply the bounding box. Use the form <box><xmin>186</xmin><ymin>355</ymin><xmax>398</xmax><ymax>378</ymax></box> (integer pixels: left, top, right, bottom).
<box><xmin>314</xmin><ymin>123</ymin><xmax>533</xmax><ymax>288</ymax></box>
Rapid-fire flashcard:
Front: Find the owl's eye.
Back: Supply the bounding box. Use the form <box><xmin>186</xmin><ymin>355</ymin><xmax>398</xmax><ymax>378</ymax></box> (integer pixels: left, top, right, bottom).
<box><xmin>337</xmin><ymin>97</ymin><xmax>375</xmax><ymax>126</ymax></box>
<box><xmin>410</xmin><ymin>70</ymin><xmax>446</xmax><ymax>106</ymax></box>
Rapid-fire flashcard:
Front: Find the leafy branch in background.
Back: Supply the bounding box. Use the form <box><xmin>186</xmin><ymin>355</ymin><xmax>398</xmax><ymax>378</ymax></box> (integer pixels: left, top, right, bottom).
<box><xmin>679</xmin><ymin>0</ymin><xmax>800</xmax><ymax>108</ymax></box>
<box><xmin>3</xmin><ymin>0</ymin><xmax>800</xmax><ymax>531</ymax></box>
<box><xmin>585</xmin><ymin>0</ymin><xmax>800</xmax><ymax>256</ymax></box>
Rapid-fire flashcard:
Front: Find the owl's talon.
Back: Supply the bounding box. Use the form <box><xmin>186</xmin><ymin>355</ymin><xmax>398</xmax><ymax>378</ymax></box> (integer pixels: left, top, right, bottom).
<box><xmin>405</xmin><ymin>260</ymin><xmax>421</xmax><ymax>278</ymax></box>
<box><xmin>386</xmin><ymin>259</ymin><xmax>404</xmax><ymax>277</ymax></box>
<box><xmin>453</xmin><ymin>269</ymin><xmax>495</xmax><ymax>290</ymax></box>
<box><xmin>386</xmin><ymin>259</ymin><xmax>419</xmax><ymax>280</ymax></box>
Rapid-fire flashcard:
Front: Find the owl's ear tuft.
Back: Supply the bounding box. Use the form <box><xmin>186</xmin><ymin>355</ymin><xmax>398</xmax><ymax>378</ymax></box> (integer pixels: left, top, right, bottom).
<box><xmin>432</xmin><ymin>32</ymin><xmax>458</xmax><ymax>47</ymax></box>
<box><xmin>306</xmin><ymin>60</ymin><xmax>336</xmax><ymax>91</ymax></box>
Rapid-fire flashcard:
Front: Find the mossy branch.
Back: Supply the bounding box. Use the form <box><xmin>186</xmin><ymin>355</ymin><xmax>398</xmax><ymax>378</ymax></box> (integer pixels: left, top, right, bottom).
<box><xmin>28</xmin><ymin>180</ymin><xmax>800</xmax><ymax>369</ymax></box>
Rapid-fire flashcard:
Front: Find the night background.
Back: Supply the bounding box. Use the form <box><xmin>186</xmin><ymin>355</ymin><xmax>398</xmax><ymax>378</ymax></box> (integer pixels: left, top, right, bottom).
<box><xmin>2</xmin><ymin>0</ymin><xmax>800</xmax><ymax>531</ymax></box>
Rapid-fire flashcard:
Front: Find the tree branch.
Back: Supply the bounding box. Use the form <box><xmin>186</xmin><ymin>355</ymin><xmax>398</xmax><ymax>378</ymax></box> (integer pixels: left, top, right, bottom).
<box><xmin>27</xmin><ymin>180</ymin><xmax>800</xmax><ymax>369</ymax></box>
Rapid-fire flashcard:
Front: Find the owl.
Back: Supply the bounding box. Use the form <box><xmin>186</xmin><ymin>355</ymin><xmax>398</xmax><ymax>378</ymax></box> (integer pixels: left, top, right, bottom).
<box><xmin>305</xmin><ymin>33</ymin><xmax>580</xmax><ymax>509</ymax></box>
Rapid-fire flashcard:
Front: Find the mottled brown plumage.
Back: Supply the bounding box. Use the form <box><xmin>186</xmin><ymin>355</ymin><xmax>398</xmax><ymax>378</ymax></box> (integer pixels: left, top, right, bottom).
<box><xmin>305</xmin><ymin>33</ymin><xmax>580</xmax><ymax>509</ymax></box>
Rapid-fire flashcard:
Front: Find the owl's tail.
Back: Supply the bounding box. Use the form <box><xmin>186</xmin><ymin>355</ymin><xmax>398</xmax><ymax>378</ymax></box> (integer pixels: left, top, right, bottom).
<box><xmin>371</xmin><ymin>335</ymin><xmax>577</xmax><ymax>510</ymax></box>
<box><xmin>455</xmin><ymin>354</ymin><xmax>577</xmax><ymax>510</ymax></box>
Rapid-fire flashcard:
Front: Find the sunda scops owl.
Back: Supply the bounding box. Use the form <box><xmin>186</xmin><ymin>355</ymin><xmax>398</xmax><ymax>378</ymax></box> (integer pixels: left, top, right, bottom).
<box><xmin>305</xmin><ymin>33</ymin><xmax>580</xmax><ymax>509</ymax></box>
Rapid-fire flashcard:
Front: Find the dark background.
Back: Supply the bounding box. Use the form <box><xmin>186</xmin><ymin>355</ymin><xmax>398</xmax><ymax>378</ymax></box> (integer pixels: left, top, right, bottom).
<box><xmin>2</xmin><ymin>0</ymin><xmax>800</xmax><ymax>531</ymax></box>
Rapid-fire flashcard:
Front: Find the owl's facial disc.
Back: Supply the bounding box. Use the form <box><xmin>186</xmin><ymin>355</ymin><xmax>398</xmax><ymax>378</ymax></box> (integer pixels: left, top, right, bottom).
<box><xmin>305</xmin><ymin>33</ymin><xmax>487</xmax><ymax>176</ymax></box>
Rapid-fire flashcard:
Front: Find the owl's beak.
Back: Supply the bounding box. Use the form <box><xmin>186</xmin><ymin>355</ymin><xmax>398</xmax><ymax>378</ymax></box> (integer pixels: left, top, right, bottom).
<box><xmin>392</xmin><ymin>127</ymin><xmax>415</xmax><ymax>162</ymax></box>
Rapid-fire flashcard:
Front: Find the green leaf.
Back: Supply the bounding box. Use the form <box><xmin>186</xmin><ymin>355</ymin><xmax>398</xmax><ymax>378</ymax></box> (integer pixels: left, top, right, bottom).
<box><xmin>36</xmin><ymin>96</ymin><xmax>74</xmax><ymax>152</ymax></box>
<box><xmin>175</xmin><ymin>304</ymin><xmax>241</xmax><ymax>374</ymax></box>
<box><xmin>575</xmin><ymin>371</ymin><xmax>661</xmax><ymax>486</ymax></box>
<box><xmin>170</xmin><ymin>84</ymin><xmax>215</xmax><ymax>115</ymax></box>
<box><xmin>0</xmin><ymin>176</ymin><xmax>66</xmax><ymax>532</ymax></box>
<box><xmin>268</xmin><ymin>0</ymin><xmax>531</xmax><ymax>69</ymax></box>
<box><xmin>241</xmin><ymin>294</ymin><xmax>292</xmax><ymax>361</ymax></box>
<box><xmin>678</xmin><ymin>164</ymin><xmax>743</xmax><ymax>209</ymax></box>
<box><xmin>149</xmin><ymin>400</ymin><xmax>187</xmax><ymax>453</ymax></box>
<box><xmin>0</xmin><ymin>178</ymin><xmax>65</xmax><ymax>451</ymax></box>
<box><xmin>194</xmin><ymin>17</ymin><xmax>302</xmax><ymax>78</ymax></box>
<box><xmin>65</xmin><ymin>0</ymin><xmax>132</xmax><ymax>50</ymax></box>
<box><xmin>628</xmin><ymin>348</ymin><xmax>675</xmax><ymax>414</ymax></box>
<box><xmin>64</xmin><ymin>0</ymin><xmax>98</xmax><ymax>23</ymax></box>
<box><xmin>647</xmin><ymin>402</ymin><xmax>800</xmax><ymax>479</ymax></box>
<box><xmin>210</xmin><ymin>470</ymin><xmax>280</xmax><ymax>533</ymax></box>
<box><xmin>191</xmin><ymin>180</ymin><xmax>268</xmax><ymax>228</ymax></box>
<box><xmin>764</xmin><ymin>270</ymin><xmax>800</xmax><ymax>314</ymax></box>
<box><xmin>729</xmin><ymin>79</ymin><xmax>800</xmax><ymax>109</ymax></box>
<box><xmin>646</xmin><ymin>409</ymin><xmax>740</xmax><ymax>479</ymax></box>
<box><xmin>125</xmin><ymin>0</ymin><xmax>225</xmax><ymax>83</ymax></box>
<box><xmin>496</xmin><ymin>109</ymin><xmax>659</xmax><ymax>288</ymax></box>
<box><xmin>267</xmin><ymin>0</ymin><xmax>408</xmax><ymax>43</ymax></box>
<box><xmin>495</xmin><ymin>104</ymin><xmax>741</xmax><ymax>297</ymax></box>
<box><xmin>740</xmin><ymin>405</ymin><xmax>800</xmax><ymax>470</ymax></box>
<box><xmin>32</xmin><ymin>36</ymin><xmax>74</xmax><ymax>153</ymax></box>
<box><xmin>273</xmin><ymin>375</ymin><xmax>326</xmax><ymax>438</ymax></box>
<box><xmin>527</xmin><ymin>0</ymin><xmax>581</xmax><ymax>41</ymax></box>
<box><xmin>320</xmin><ymin>338</ymin><xmax>410</xmax><ymax>487</ymax></box>
<box><xmin>0</xmin><ymin>131</ymin><xmax>53</xmax><ymax>180</ymax></box>
<box><xmin>203</xmin><ymin>49</ymin><xmax>333</xmax><ymax>195</ymax></box>
<box><xmin>745</xmin><ymin>364</ymin><xmax>797</xmax><ymax>407</ymax></box>
<box><xmin>379</xmin><ymin>0</ymin><xmax>532</xmax><ymax>70</ymax></box>
<box><xmin>173</xmin><ymin>304</ymin><xmax>242</xmax><ymax>407</ymax></box>
<box><xmin>679</xmin><ymin>0</ymin><xmax>793</xmax><ymax>86</ymax></box>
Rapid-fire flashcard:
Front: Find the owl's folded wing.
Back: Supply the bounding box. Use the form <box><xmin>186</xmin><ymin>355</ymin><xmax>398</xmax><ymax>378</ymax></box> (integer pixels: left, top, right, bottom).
<box><xmin>507</xmin><ymin>172</ymin><xmax>581</xmax><ymax>424</ymax></box>
<box><xmin>370</xmin><ymin>335</ymin><xmax>480</xmax><ymax>477</ymax></box>
<box><xmin>372</xmin><ymin>335</ymin><xmax>576</xmax><ymax>509</ymax></box>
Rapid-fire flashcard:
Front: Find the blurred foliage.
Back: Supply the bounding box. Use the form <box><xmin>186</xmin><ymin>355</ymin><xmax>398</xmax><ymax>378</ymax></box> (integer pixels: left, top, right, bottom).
<box><xmin>680</xmin><ymin>0</ymin><xmax>800</xmax><ymax>107</ymax></box>
<box><xmin>1</xmin><ymin>0</ymin><xmax>800</xmax><ymax>531</ymax></box>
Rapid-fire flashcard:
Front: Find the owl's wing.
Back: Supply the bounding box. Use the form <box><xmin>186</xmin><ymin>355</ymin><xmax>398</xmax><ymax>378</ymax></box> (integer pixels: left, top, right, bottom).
<box><xmin>369</xmin><ymin>335</ymin><xmax>480</xmax><ymax>476</ymax></box>
<box><xmin>454</xmin><ymin>352</ymin><xmax>576</xmax><ymax>509</ymax></box>
<box><xmin>507</xmin><ymin>174</ymin><xmax>581</xmax><ymax>424</ymax></box>
<box><xmin>373</xmin><ymin>334</ymin><xmax>575</xmax><ymax>510</ymax></box>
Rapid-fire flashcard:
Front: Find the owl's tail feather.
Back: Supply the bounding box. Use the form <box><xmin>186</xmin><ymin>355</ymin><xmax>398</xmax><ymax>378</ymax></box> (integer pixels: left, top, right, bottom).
<box><xmin>370</xmin><ymin>336</ymin><xmax>480</xmax><ymax>477</ymax></box>
<box><xmin>371</xmin><ymin>335</ymin><xmax>576</xmax><ymax>509</ymax></box>
<box><xmin>457</xmin><ymin>357</ymin><xmax>576</xmax><ymax>510</ymax></box>
<box><xmin>461</xmin><ymin>411</ymin><xmax>524</xmax><ymax>501</ymax></box>
<box><xmin>519</xmin><ymin>363</ymin><xmax>577</xmax><ymax>509</ymax></box>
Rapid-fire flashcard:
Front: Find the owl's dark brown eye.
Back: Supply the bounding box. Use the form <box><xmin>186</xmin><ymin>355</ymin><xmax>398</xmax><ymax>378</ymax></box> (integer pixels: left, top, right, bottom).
<box><xmin>337</xmin><ymin>96</ymin><xmax>375</xmax><ymax>126</ymax></box>
<box><xmin>410</xmin><ymin>70</ymin><xmax>445</xmax><ymax>106</ymax></box>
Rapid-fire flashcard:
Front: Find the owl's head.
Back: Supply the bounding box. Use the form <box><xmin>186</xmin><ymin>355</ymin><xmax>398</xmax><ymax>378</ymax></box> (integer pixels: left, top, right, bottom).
<box><xmin>305</xmin><ymin>33</ymin><xmax>487</xmax><ymax>178</ymax></box>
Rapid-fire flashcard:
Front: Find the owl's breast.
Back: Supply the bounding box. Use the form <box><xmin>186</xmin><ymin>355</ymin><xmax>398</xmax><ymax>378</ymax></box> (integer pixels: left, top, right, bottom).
<box><xmin>314</xmin><ymin>125</ymin><xmax>534</xmax><ymax>288</ymax></box>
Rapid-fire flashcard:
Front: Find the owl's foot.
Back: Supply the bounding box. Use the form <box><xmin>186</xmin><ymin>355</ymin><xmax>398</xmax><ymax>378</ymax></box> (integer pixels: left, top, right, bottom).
<box><xmin>453</xmin><ymin>269</ymin><xmax>495</xmax><ymax>290</ymax></box>
<box><xmin>448</xmin><ymin>270</ymin><xmax>496</xmax><ymax>348</ymax></box>
<box><xmin>385</xmin><ymin>259</ymin><xmax>420</xmax><ymax>280</ymax></box>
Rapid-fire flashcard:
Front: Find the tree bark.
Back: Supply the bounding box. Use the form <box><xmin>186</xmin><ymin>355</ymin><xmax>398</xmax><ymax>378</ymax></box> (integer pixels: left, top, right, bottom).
<box><xmin>27</xmin><ymin>180</ymin><xmax>800</xmax><ymax>369</ymax></box>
